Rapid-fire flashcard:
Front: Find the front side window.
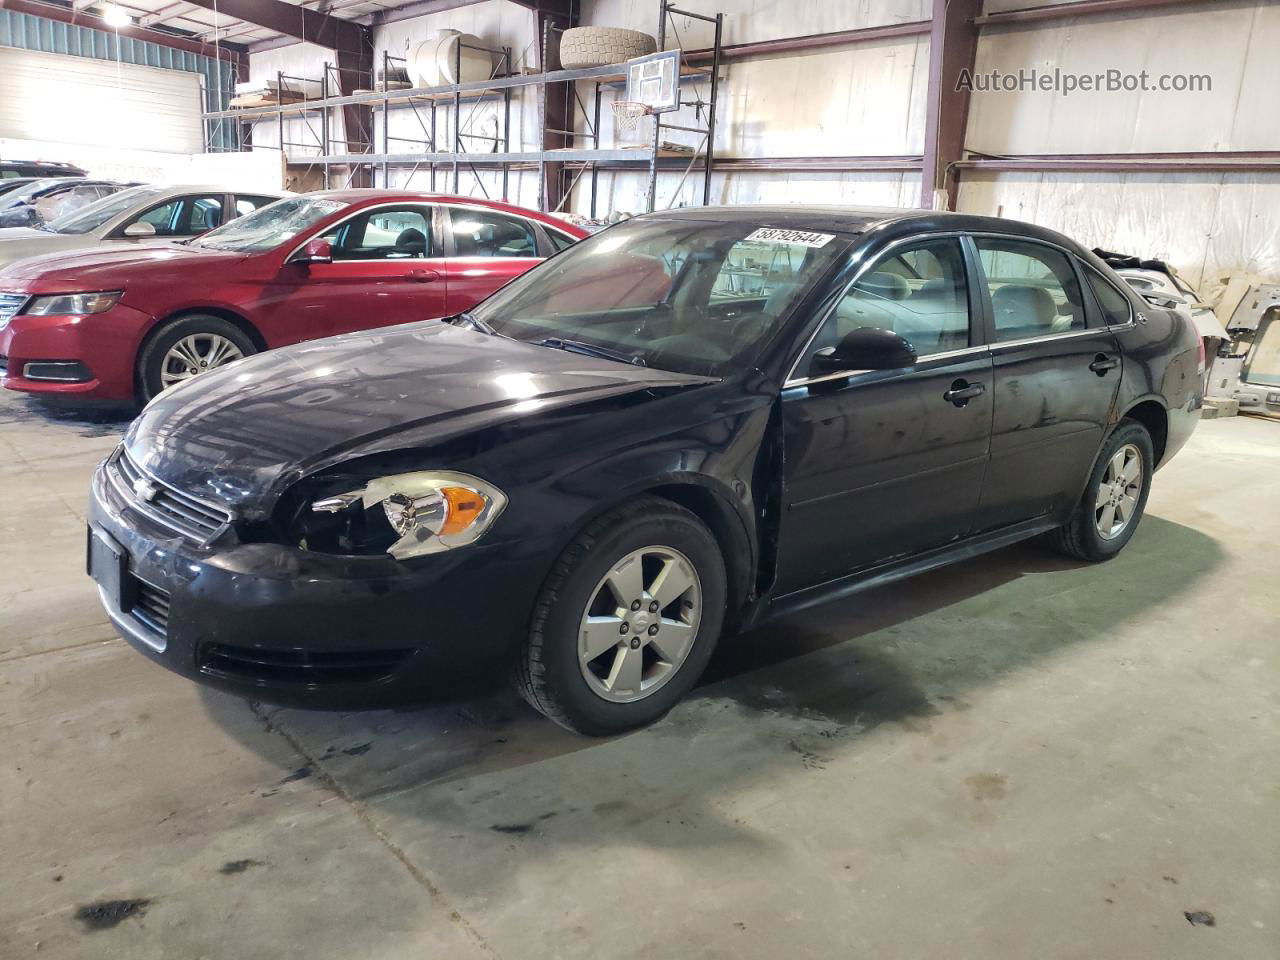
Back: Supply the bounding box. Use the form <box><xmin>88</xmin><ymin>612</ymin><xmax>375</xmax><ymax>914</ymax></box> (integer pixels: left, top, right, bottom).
<box><xmin>320</xmin><ymin>206</ymin><xmax>433</xmax><ymax>260</ymax></box>
<box><xmin>191</xmin><ymin>195</ymin><xmax>349</xmax><ymax>253</ymax></box>
<box><xmin>448</xmin><ymin>208</ymin><xmax>538</xmax><ymax>258</ymax></box>
<box><xmin>977</xmin><ymin>238</ymin><xmax>1087</xmax><ymax>342</ymax></box>
<box><xmin>468</xmin><ymin>218</ymin><xmax>848</xmax><ymax>377</ymax></box>
<box><xmin>1083</xmin><ymin>266</ymin><xmax>1134</xmax><ymax>326</ymax></box>
<box><xmin>803</xmin><ymin>238</ymin><xmax>971</xmax><ymax>364</ymax></box>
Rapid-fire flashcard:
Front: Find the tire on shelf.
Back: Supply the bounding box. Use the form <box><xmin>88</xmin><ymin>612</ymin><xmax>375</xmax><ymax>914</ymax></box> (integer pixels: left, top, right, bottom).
<box><xmin>558</xmin><ymin>27</ymin><xmax>657</xmax><ymax>69</ymax></box>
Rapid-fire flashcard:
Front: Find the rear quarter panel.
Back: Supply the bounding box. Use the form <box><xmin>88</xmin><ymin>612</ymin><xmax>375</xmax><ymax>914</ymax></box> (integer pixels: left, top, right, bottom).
<box><xmin>1112</xmin><ymin>305</ymin><xmax>1203</xmax><ymax>466</ymax></box>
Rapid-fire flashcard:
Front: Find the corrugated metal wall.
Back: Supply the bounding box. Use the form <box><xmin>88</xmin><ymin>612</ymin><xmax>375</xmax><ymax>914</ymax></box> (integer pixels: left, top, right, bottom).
<box><xmin>0</xmin><ymin>9</ymin><xmax>236</xmax><ymax>150</ymax></box>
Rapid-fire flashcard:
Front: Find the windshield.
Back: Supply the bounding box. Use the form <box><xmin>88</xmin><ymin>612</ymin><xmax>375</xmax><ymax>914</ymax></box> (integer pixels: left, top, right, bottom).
<box><xmin>47</xmin><ymin>185</ymin><xmax>168</xmax><ymax>235</ymax></box>
<box><xmin>191</xmin><ymin>195</ymin><xmax>347</xmax><ymax>253</ymax></box>
<box><xmin>0</xmin><ymin>178</ymin><xmax>61</xmax><ymax>209</ymax></box>
<box><xmin>469</xmin><ymin>218</ymin><xmax>849</xmax><ymax>376</ymax></box>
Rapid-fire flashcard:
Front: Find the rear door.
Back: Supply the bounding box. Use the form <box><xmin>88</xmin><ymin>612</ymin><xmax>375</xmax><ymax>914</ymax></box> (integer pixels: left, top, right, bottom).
<box><xmin>776</xmin><ymin>235</ymin><xmax>994</xmax><ymax>594</ymax></box>
<box><xmin>971</xmin><ymin>235</ymin><xmax>1122</xmax><ymax>532</ymax></box>
<box><xmin>439</xmin><ymin>205</ymin><xmax>546</xmax><ymax>312</ymax></box>
<box><xmin>264</xmin><ymin>203</ymin><xmax>451</xmax><ymax>340</ymax></box>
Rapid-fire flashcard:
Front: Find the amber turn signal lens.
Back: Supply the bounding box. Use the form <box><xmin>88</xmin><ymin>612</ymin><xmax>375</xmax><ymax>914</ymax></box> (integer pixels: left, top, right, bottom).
<box><xmin>439</xmin><ymin>486</ymin><xmax>487</xmax><ymax>535</ymax></box>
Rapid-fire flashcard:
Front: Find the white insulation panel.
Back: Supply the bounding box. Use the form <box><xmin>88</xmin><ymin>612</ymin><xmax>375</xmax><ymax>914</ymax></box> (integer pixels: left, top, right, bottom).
<box><xmin>0</xmin><ymin>45</ymin><xmax>203</xmax><ymax>154</ymax></box>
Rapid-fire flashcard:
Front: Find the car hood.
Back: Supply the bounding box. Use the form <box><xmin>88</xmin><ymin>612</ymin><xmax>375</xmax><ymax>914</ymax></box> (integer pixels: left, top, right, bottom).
<box><xmin>0</xmin><ymin>231</ymin><xmax>98</xmax><ymax>268</ymax></box>
<box><xmin>125</xmin><ymin>321</ymin><xmax>712</xmax><ymax>517</ymax></box>
<box><xmin>0</xmin><ymin>242</ymin><xmax>241</xmax><ymax>285</ymax></box>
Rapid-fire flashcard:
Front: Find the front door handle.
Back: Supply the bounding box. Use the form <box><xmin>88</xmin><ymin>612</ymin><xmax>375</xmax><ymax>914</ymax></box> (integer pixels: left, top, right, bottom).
<box><xmin>1089</xmin><ymin>353</ymin><xmax>1119</xmax><ymax>375</ymax></box>
<box><xmin>943</xmin><ymin>379</ymin><xmax>985</xmax><ymax>407</ymax></box>
<box><xmin>407</xmin><ymin>268</ymin><xmax>440</xmax><ymax>283</ymax></box>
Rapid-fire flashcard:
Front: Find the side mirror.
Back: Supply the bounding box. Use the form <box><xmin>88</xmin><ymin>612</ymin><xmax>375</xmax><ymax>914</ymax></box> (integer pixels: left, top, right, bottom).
<box><xmin>290</xmin><ymin>239</ymin><xmax>332</xmax><ymax>265</ymax></box>
<box><xmin>122</xmin><ymin>221</ymin><xmax>157</xmax><ymax>238</ymax></box>
<box><xmin>811</xmin><ymin>327</ymin><xmax>917</xmax><ymax>376</ymax></box>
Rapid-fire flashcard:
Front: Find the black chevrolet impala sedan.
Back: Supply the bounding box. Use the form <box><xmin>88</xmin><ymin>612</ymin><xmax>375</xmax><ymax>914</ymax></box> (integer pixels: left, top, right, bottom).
<box><xmin>88</xmin><ymin>206</ymin><xmax>1202</xmax><ymax>734</ymax></box>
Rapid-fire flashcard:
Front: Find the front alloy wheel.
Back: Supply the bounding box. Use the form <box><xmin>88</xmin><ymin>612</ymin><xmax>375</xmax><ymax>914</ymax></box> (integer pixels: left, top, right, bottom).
<box><xmin>579</xmin><ymin>546</ymin><xmax>702</xmax><ymax>703</ymax></box>
<box><xmin>159</xmin><ymin>333</ymin><xmax>245</xmax><ymax>389</ymax></box>
<box><xmin>515</xmin><ymin>496</ymin><xmax>727</xmax><ymax>735</ymax></box>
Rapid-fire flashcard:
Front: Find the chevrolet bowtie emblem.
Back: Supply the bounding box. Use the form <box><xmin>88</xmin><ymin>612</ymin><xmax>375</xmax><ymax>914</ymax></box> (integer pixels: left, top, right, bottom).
<box><xmin>132</xmin><ymin>477</ymin><xmax>158</xmax><ymax>502</ymax></box>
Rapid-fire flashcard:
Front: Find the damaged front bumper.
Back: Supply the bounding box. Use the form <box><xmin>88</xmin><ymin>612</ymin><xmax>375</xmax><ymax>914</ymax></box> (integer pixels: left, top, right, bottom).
<box><xmin>87</xmin><ymin>458</ymin><xmax>544</xmax><ymax>709</ymax></box>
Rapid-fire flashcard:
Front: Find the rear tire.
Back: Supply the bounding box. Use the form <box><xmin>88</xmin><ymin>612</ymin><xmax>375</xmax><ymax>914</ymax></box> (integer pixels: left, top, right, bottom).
<box><xmin>1053</xmin><ymin>420</ymin><xmax>1154</xmax><ymax>562</ymax></box>
<box><xmin>138</xmin><ymin>315</ymin><xmax>257</xmax><ymax>403</ymax></box>
<box><xmin>515</xmin><ymin>496</ymin><xmax>726</xmax><ymax>736</ymax></box>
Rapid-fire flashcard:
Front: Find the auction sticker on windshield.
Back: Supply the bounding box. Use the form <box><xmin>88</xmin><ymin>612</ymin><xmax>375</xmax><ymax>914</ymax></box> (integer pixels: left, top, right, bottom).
<box><xmin>744</xmin><ymin>227</ymin><xmax>835</xmax><ymax>248</ymax></box>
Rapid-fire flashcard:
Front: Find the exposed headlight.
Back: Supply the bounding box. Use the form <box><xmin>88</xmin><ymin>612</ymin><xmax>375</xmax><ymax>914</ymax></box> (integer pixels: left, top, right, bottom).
<box><xmin>24</xmin><ymin>291</ymin><xmax>122</xmax><ymax>316</ymax></box>
<box><xmin>310</xmin><ymin>471</ymin><xmax>506</xmax><ymax>560</ymax></box>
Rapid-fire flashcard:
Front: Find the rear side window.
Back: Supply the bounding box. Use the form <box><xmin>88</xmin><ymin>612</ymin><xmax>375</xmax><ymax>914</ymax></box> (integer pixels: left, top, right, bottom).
<box><xmin>976</xmin><ymin>238</ymin><xmax>1087</xmax><ymax>342</ymax></box>
<box><xmin>1084</xmin><ymin>267</ymin><xmax>1134</xmax><ymax>326</ymax></box>
<box><xmin>448</xmin><ymin>208</ymin><xmax>538</xmax><ymax>258</ymax></box>
<box><xmin>235</xmin><ymin>195</ymin><xmax>279</xmax><ymax>217</ymax></box>
<box><xmin>546</xmin><ymin>228</ymin><xmax>578</xmax><ymax>253</ymax></box>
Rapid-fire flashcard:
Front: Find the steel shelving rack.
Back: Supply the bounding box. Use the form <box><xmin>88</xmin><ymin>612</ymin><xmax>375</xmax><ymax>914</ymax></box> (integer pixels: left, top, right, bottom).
<box><xmin>200</xmin><ymin>1</ymin><xmax>724</xmax><ymax>215</ymax></box>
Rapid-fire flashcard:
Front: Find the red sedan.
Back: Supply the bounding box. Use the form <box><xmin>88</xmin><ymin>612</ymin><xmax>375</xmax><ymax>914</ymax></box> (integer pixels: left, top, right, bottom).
<box><xmin>0</xmin><ymin>190</ymin><xmax>586</xmax><ymax>403</ymax></box>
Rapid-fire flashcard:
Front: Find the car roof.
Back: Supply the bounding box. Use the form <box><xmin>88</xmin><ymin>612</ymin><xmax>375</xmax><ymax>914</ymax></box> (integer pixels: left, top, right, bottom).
<box><xmin>637</xmin><ymin>204</ymin><xmax>1086</xmax><ymax>252</ymax></box>
<box><xmin>306</xmin><ymin>189</ymin><xmax>566</xmax><ymax>220</ymax></box>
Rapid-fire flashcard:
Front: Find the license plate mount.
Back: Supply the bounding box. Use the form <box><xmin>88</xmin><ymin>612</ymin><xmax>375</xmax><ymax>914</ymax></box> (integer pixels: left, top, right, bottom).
<box><xmin>87</xmin><ymin>525</ymin><xmax>131</xmax><ymax>611</ymax></box>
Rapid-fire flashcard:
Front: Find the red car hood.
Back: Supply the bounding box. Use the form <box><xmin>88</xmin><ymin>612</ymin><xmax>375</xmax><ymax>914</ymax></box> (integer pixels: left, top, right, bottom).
<box><xmin>0</xmin><ymin>244</ymin><xmax>247</xmax><ymax>290</ymax></box>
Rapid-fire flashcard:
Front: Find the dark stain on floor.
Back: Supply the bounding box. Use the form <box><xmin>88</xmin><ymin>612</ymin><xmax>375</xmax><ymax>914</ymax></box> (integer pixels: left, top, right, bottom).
<box><xmin>278</xmin><ymin>765</ymin><xmax>312</xmax><ymax>784</ymax></box>
<box><xmin>490</xmin><ymin>823</ymin><xmax>533</xmax><ymax>834</ymax></box>
<box><xmin>75</xmin><ymin>898</ymin><xmax>153</xmax><ymax>931</ymax></box>
<box><xmin>219</xmin><ymin>859</ymin><xmax>266</xmax><ymax>875</ymax></box>
<box><xmin>1184</xmin><ymin>910</ymin><xmax>1216</xmax><ymax>927</ymax></box>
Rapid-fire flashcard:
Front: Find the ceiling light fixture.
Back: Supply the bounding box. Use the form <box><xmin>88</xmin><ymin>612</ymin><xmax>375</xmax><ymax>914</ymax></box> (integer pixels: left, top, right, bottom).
<box><xmin>100</xmin><ymin>3</ymin><xmax>132</xmax><ymax>28</ymax></box>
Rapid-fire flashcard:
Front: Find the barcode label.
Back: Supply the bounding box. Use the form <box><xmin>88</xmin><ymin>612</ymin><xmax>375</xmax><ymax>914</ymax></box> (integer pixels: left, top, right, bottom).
<box><xmin>744</xmin><ymin>227</ymin><xmax>835</xmax><ymax>248</ymax></box>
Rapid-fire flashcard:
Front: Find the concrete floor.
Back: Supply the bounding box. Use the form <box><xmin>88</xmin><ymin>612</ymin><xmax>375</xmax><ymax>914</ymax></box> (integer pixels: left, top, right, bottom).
<box><xmin>1</xmin><ymin>388</ymin><xmax>1276</xmax><ymax>960</ymax></box>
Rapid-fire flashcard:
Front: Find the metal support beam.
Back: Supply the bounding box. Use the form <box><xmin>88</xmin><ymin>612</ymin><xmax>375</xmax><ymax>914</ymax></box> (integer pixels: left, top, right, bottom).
<box><xmin>977</xmin><ymin>0</ymin><xmax>1211</xmax><ymax>26</ymax></box>
<box><xmin>685</xmin><ymin>19</ymin><xmax>930</xmax><ymax>64</ymax></box>
<box><xmin>921</xmin><ymin>0</ymin><xmax>980</xmax><ymax>210</ymax></box>
<box><xmin>955</xmin><ymin>152</ymin><xmax>1280</xmax><ymax>173</ymax></box>
<box><xmin>540</xmin><ymin>1</ymin><xmax>579</xmax><ymax>211</ymax></box>
<box><xmin>180</xmin><ymin>0</ymin><xmax>368</xmax><ymax>54</ymax></box>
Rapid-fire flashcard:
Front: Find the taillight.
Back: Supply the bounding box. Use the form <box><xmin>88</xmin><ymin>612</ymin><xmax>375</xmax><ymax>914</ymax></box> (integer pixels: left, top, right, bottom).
<box><xmin>1197</xmin><ymin>337</ymin><xmax>1206</xmax><ymax>372</ymax></box>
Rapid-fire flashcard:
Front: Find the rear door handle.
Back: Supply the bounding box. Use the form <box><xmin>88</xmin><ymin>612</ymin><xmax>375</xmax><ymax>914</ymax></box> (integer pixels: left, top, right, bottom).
<box><xmin>1089</xmin><ymin>353</ymin><xmax>1119</xmax><ymax>375</ymax></box>
<box><xmin>407</xmin><ymin>268</ymin><xmax>440</xmax><ymax>283</ymax></box>
<box><xmin>943</xmin><ymin>379</ymin><xmax>985</xmax><ymax>407</ymax></box>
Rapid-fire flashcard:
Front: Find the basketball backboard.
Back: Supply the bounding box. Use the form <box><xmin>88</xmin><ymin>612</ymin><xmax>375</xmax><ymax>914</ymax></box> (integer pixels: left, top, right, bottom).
<box><xmin>624</xmin><ymin>49</ymin><xmax>681</xmax><ymax>113</ymax></box>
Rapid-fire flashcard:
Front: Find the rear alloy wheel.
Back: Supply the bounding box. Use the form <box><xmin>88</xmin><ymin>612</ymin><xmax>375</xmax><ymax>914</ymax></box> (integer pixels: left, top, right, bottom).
<box><xmin>516</xmin><ymin>497</ymin><xmax>726</xmax><ymax>735</ymax></box>
<box><xmin>1053</xmin><ymin>419</ymin><xmax>1155</xmax><ymax>562</ymax></box>
<box><xmin>138</xmin><ymin>315</ymin><xmax>257</xmax><ymax>402</ymax></box>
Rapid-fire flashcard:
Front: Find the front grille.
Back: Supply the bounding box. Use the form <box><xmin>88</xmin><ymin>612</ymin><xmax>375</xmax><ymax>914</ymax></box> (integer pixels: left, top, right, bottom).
<box><xmin>0</xmin><ymin>292</ymin><xmax>27</xmax><ymax>331</ymax></box>
<box><xmin>199</xmin><ymin>643</ymin><xmax>414</xmax><ymax>686</ymax></box>
<box><xmin>106</xmin><ymin>448</ymin><xmax>232</xmax><ymax>546</ymax></box>
<box><xmin>130</xmin><ymin>579</ymin><xmax>171</xmax><ymax>635</ymax></box>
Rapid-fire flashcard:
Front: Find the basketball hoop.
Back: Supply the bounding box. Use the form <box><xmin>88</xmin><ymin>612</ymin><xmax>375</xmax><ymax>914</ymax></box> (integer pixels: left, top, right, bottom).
<box><xmin>611</xmin><ymin>99</ymin><xmax>653</xmax><ymax>133</ymax></box>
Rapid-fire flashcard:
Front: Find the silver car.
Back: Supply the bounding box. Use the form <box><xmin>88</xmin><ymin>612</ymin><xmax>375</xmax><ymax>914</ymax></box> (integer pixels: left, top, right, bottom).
<box><xmin>0</xmin><ymin>185</ymin><xmax>286</xmax><ymax>268</ymax></box>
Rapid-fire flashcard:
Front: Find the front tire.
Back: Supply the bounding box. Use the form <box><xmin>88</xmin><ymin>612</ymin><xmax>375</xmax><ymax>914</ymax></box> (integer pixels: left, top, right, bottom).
<box><xmin>1053</xmin><ymin>419</ymin><xmax>1155</xmax><ymax>562</ymax></box>
<box><xmin>515</xmin><ymin>497</ymin><xmax>727</xmax><ymax>736</ymax></box>
<box><xmin>138</xmin><ymin>315</ymin><xmax>257</xmax><ymax>402</ymax></box>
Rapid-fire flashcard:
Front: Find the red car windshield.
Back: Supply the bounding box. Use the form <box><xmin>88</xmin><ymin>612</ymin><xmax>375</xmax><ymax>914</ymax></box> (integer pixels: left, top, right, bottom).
<box><xmin>191</xmin><ymin>195</ymin><xmax>349</xmax><ymax>253</ymax></box>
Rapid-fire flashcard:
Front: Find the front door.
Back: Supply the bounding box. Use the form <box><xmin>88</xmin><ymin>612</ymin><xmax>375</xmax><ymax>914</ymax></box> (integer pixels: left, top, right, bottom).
<box><xmin>776</xmin><ymin>236</ymin><xmax>993</xmax><ymax>594</ymax></box>
<box><xmin>262</xmin><ymin>203</ymin><xmax>450</xmax><ymax>343</ymax></box>
<box><xmin>971</xmin><ymin>236</ymin><xmax>1122</xmax><ymax>532</ymax></box>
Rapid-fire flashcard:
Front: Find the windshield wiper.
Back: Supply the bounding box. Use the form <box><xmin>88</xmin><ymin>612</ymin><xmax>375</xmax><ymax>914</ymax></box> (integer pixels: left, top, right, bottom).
<box><xmin>442</xmin><ymin>311</ymin><xmax>498</xmax><ymax>336</ymax></box>
<box><xmin>534</xmin><ymin>337</ymin><xmax>645</xmax><ymax>367</ymax></box>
